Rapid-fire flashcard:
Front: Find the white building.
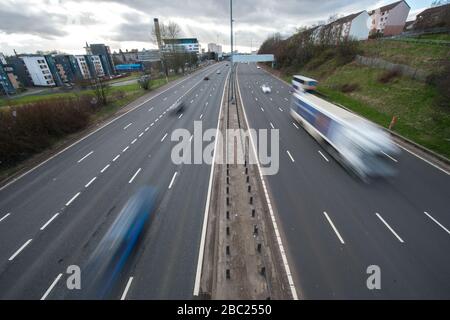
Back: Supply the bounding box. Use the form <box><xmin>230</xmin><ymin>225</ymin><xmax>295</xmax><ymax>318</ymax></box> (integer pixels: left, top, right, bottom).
<box><xmin>0</xmin><ymin>53</ymin><xmax>7</xmax><ymax>65</ymax></box>
<box><xmin>369</xmin><ymin>0</ymin><xmax>410</xmax><ymax>36</ymax></box>
<box><xmin>88</xmin><ymin>55</ymin><xmax>105</xmax><ymax>77</ymax></box>
<box><xmin>75</xmin><ymin>55</ymin><xmax>91</xmax><ymax>79</ymax></box>
<box><xmin>311</xmin><ymin>11</ymin><xmax>370</xmax><ymax>43</ymax></box>
<box><xmin>163</xmin><ymin>38</ymin><xmax>200</xmax><ymax>54</ymax></box>
<box><xmin>20</xmin><ymin>56</ymin><xmax>55</xmax><ymax>86</ymax></box>
<box><xmin>207</xmin><ymin>43</ymin><xmax>223</xmax><ymax>54</ymax></box>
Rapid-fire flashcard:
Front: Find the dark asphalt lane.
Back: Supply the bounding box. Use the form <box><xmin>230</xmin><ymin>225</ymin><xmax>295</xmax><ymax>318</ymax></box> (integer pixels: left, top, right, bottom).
<box><xmin>236</xmin><ymin>63</ymin><xmax>450</xmax><ymax>299</ymax></box>
<box><xmin>0</xmin><ymin>62</ymin><xmax>229</xmax><ymax>299</ymax></box>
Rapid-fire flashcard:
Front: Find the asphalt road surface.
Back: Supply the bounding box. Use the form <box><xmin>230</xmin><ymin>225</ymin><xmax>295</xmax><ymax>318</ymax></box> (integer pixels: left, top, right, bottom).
<box><xmin>236</xmin><ymin>62</ymin><xmax>450</xmax><ymax>299</ymax></box>
<box><xmin>0</xmin><ymin>62</ymin><xmax>229</xmax><ymax>299</ymax></box>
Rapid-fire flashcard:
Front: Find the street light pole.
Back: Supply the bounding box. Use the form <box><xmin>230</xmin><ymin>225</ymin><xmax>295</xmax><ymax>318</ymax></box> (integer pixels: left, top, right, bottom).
<box><xmin>230</xmin><ymin>0</ymin><xmax>233</xmax><ymax>64</ymax></box>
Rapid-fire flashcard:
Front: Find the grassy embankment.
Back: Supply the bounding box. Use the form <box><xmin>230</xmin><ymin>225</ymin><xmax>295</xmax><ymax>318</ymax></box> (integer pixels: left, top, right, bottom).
<box><xmin>279</xmin><ymin>39</ymin><xmax>450</xmax><ymax>159</ymax></box>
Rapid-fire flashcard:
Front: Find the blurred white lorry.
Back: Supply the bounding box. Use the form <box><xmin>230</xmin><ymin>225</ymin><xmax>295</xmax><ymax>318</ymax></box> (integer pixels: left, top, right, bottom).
<box><xmin>290</xmin><ymin>75</ymin><xmax>400</xmax><ymax>181</ymax></box>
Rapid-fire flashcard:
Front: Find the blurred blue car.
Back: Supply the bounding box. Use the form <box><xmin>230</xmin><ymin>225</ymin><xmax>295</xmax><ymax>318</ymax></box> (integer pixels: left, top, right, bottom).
<box><xmin>83</xmin><ymin>186</ymin><xmax>158</xmax><ymax>299</ymax></box>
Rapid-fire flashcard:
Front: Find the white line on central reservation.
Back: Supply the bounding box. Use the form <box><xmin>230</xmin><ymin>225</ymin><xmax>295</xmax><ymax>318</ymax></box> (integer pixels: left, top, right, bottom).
<box><xmin>193</xmin><ymin>68</ymin><xmax>229</xmax><ymax>297</ymax></box>
<box><xmin>235</xmin><ymin>65</ymin><xmax>299</xmax><ymax>300</ymax></box>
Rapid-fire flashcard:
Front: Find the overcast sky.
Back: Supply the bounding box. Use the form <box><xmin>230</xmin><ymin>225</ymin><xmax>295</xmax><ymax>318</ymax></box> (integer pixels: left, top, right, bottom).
<box><xmin>0</xmin><ymin>0</ymin><xmax>431</xmax><ymax>56</ymax></box>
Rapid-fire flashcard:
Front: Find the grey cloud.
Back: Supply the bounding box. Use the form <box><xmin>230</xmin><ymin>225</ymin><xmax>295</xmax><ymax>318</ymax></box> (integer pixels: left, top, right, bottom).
<box><xmin>0</xmin><ymin>9</ymin><xmax>68</xmax><ymax>38</ymax></box>
<box><xmin>101</xmin><ymin>0</ymin><xmax>378</xmax><ymax>45</ymax></box>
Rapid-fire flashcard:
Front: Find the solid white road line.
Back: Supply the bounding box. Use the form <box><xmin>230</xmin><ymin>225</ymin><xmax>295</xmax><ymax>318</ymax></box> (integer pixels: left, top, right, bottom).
<box><xmin>236</xmin><ymin>66</ymin><xmax>298</xmax><ymax>300</ymax></box>
<box><xmin>323</xmin><ymin>212</ymin><xmax>345</xmax><ymax>244</ymax></box>
<box><xmin>41</xmin><ymin>273</ymin><xmax>63</xmax><ymax>300</ymax></box>
<box><xmin>9</xmin><ymin>239</ymin><xmax>32</xmax><ymax>261</ymax></box>
<box><xmin>40</xmin><ymin>213</ymin><xmax>60</xmax><ymax>231</ymax></box>
<box><xmin>286</xmin><ymin>150</ymin><xmax>295</xmax><ymax>162</ymax></box>
<box><xmin>131</xmin><ymin>138</ymin><xmax>137</xmax><ymax>144</ymax></box>
<box><xmin>120</xmin><ymin>277</ymin><xmax>134</xmax><ymax>300</ymax></box>
<box><xmin>424</xmin><ymin>211</ymin><xmax>450</xmax><ymax>235</ymax></box>
<box><xmin>123</xmin><ymin>123</ymin><xmax>132</xmax><ymax>130</ymax></box>
<box><xmin>123</xmin><ymin>146</ymin><xmax>129</xmax><ymax>152</ymax></box>
<box><xmin>85</xmin><ymin>177</ymin><xmax>97</xmax><ymax>188</ymax></box>
<box><xmin>168</xmin><ymin>171</ymin><xmax>178</xmax><ymax>189</ymax></box>
<box><xmin>161</xmin><ymin>133</ymin><xmax>168</xmax><ymax>142</ymax></box>
<box><xmin>113</xmin><ymin>154</ymin><xmax>120</xmax><ymax>162</ymax></box>
<box><xmin>129</xmin><ymin>168</ymin><xmax>142</xmax><ymax>184</ymax></box>
<box><xmin>65</xmin><ymin>192</ymin><xmax>81</xmax><ymax>207</ymax></box>
<box><xmin>0</xmin><ymin>212</ymin><xmax>11</xmax><ymax>223</ymax></box>
<box><xmin>318</xmin><ymin>150</ymin><xmax>329</xmax><ymax>162</ymax></box>
<box><xmin>77</xmin><ymin>151</ymin><xmax>94</xmax><ymax>163</ymax></box>
<box><xmin>382</xmin><ymin>151</ymin><xmax>398</xmax><ymax>163</ymax></box>
<box><xmin>292</xmin><ymin>122</ymin><xmax>299</xmax><ymax>129</ymax></box>
<box><xmin>395</xmin><ymin>143</ymin><xmax>449</xmax><ymax>175</ymax></box>
<box><xmin>270</xmin><ymin>122</ymin><xmax>274</xmax><ymax>129</ymax></box>
<box><xmin>193</xmin><ymin>68</ymin><xmax>229</xmax><ymax>297</ymax></box>
<box><xmin>375</xmin><ymin>213</ymin><xmax>404</xmax><ymax>243</ymax></box>
<box><xmin>100</xmin><ymin>164</ymin><xmax>110</xmax><ymax>173</ymax></box>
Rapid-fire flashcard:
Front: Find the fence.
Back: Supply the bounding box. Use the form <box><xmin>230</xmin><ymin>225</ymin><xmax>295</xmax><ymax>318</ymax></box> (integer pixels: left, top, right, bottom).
<box><xmin>355</xmin><ymin>55</ymin><xmax>430</xmax><ymax>82</ymax></box>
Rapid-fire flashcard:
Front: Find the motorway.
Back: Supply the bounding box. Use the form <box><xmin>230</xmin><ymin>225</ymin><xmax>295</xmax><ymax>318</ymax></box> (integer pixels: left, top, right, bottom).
<box><xmin>236</xmin><ymin>62</ymin><xmax>450</xmax><ymax>299</ymax></box>
<box><xmin>0</xmin><ymin>59</ymin><xmax>449</xmax><ymax>300</ymax></box>
<box><xmin>0</xmin><ymin>61</ymin><xmax>228</xmax><ymax>299</ymax></box>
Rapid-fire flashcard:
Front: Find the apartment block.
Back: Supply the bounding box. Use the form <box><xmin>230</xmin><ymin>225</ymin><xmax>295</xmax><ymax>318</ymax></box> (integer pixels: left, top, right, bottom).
<box><xmin>369</xmin><ymin>0</ymin><xmax>410</xmax><ymax>36</ymax></box>
<box><xmin>20</xmin><ymin>56</ymin><xmax>55</xmax><ymax>87</ymax></box>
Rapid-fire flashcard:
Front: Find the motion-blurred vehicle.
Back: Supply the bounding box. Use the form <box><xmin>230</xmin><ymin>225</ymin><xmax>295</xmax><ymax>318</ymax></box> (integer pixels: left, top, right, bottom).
<box><xmin>204</xmin><ymin>76</ymin><xmax>210</xmax><ymax>80</ymax></box>
<box><xmin>290</xmin><ymin>88</ymin><xmax>400</xmax><ymax>182</ymax></box>
<box><xmin>82</xmin><ymin>186</ymin><xmax>158</xmax><ymax>299</ymax></box>
<box><xmin>170</xmin><ymin>99</ymin><xmax>185</xmax><ymax>114</ymax></box>
<box><xmin>257</xmin><ymin>65</ymin><xmax>261</xmax><ymax>69</ymax></box>
<box><xmin>292</xmin><ymin>74</ymin><xmax>318</xmax><ymax>92</ymax></box>
<box><xmin>261</xmin><ymin>84</ymin><xmax>271</xmax><ymax>93</ymax></box>
<box><xmin>216</xmin><ymin>69</ymin><xmax>221</xmax><ymax>74</ymax></box>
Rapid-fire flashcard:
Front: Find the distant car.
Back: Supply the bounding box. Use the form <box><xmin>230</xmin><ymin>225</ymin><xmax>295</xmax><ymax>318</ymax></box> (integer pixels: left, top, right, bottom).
<box><xmin>225</xmin><ymin>64</ymin><xmax>229</xmax><ymax>66</ymax></box>
<box><xmin>261</xmin><ymin>84</ymin><xmax>271</xmax><ymax>93</ymax></box>
<box><xmin>216</xmin><ymin>70</ymin><xmax>221</xmax><ymax>74</ymax></box>
<box><xmin>257</xmin><ymin>66</ymin><xmax>261</xmax><ymax>69</ymax></box>
<box><xmin>204</xmin><ymin>76</ymin><xmax>210</xmax><ymax>80</ymax></box>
